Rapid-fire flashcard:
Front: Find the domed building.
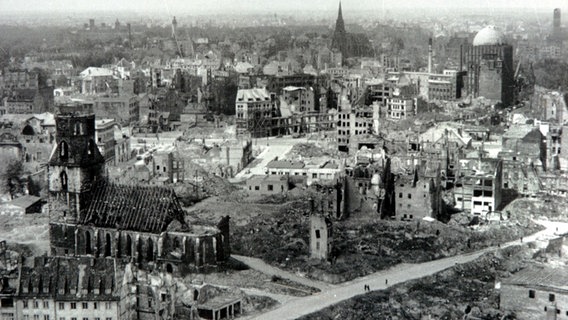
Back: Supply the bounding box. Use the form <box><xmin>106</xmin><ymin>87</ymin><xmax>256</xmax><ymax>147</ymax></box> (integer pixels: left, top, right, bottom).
<box><xmin>461</xmin><ymin>26</ymin><xmax>514</xmax><ymax>106</ymax></box>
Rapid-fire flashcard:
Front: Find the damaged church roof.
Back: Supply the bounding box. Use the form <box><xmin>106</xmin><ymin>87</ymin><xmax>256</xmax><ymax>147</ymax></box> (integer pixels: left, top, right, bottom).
<box><xmin>81</xmin><ymin>180</ymin><xmax>187</xmax><ymax>233</ymax></box>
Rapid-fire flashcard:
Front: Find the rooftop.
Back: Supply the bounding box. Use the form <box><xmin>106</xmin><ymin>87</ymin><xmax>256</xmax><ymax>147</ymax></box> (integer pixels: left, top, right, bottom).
<box><xmin>266</xmin><ymin>159</ymin><xmax>305</xmax><ymax>170</ymax></box>
<box><xmin>6</xmin><ymin>195</ymin><xmax>42</xmax><ymax>209</ymax></box>
<box><xmin>503</xmin><ymin>265</ymin><xmax>568</xmax><ymax>291</ymax></box>
<box><xmin>236</xmin><ymin>88</ymin><xmax>271</xmax><ymax>102</ymax></box>
<box><xmin>81</xmin><ymin>180</ymin><xmax>187</xmax><ymax>233</ymax></box>
<box><xmin>473</xmin><ymin>26</ymin><xmax>506</xmax><ymax>46</ymax></box>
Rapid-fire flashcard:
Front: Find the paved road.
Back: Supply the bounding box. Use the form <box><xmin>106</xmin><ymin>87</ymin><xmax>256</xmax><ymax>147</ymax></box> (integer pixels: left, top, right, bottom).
<box><xmin>249</xmin><ymin>221</ymin><xmax>568</xmax><ymax>319</ymax></box>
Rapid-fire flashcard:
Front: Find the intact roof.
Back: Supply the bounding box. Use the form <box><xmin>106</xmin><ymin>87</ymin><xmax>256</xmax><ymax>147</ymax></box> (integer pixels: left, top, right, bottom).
<box><xmin>247</xmin><ymin>174</ymin><xmax>288</xmax><ymax>183</ymax></box>
<box><xmin>266</xmin><ymin>160</ymin><xmax>305</xmax><ymax>169</ymax></box>
<box><xmin>502</xmin><ymin>125</ymin><xmax>535</xmax><ymax>139</ymax></box>
<box><xmin>81</xmin><ymin>180</ymin><xmax>187</xmax><ymax>233</ymax></box>
<box><xmin>502</xmin><ymin>265</ymin><xmax>568</xmax><ymax>290</ymax></box>
<box><xmin>7</xmin><ymin>195</ymin><xmax>41</xmax><ymax>209</ymax></box>
<box><xmin>80</xmin><ymin>67</ymin><xmax>114</xmax><ymax>78</ymax></box>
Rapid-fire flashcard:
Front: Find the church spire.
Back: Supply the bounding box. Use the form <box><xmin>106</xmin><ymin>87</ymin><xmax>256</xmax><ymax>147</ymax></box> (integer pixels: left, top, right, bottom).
<box><xmin>331</xmin><ymin>1</ymin><xmax>347</xmax><ymax>58</ymax></box>
<box><xmin>335</xmin><ymin>2</ymin><xmax>345</xmax><ymax>34</ymax></box>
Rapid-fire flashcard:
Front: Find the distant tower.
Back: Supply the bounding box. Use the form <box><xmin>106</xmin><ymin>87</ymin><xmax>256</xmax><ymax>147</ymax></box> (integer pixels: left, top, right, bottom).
<box><xmin>554</xmin><ymin>8</ymin><xmax>561</xmax><ymax>29</ymax></box>
<box><xmin>48</xmin><ymin>106</ymin><xmax>105</xmax><ymax>223</ymax></box>
<box><xmin>89</xmin><ymin>19</ymin><xmax>95</xmax><ymax>30</ymax></box>
<box><xmin>172</xmin><ymin>16</ymin><xmax>178</xmax><ymax>39</ymax></box>
<box><xmin>331</xmin><ymin>1</ymin><xmax>348</xmax><ymax>59</ymax></box>
<box><xmin>428</xmin><ymin>38</ymin><xmax>433</xmax><ymax>74</ymax></box>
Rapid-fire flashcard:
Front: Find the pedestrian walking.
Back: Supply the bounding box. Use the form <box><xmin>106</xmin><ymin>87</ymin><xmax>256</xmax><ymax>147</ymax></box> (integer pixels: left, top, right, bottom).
<box><xmin>385</xmin><ymin>279</ymin><xmax>388</xmax><ymax>285</ymax></box>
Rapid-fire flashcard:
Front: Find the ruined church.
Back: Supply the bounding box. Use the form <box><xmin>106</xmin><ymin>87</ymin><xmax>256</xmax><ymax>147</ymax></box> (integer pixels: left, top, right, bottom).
<box><xmin>47</xmin><ymin>105</ymin><xmax>230</xmax><ymax>276</ymax></box>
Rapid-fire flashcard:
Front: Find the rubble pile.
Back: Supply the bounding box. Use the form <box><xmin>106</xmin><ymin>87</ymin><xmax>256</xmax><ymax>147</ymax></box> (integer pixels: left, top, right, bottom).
<box><xmin>300</xmin><ymin>245</ymin><xmax>529</xmax><ymax>320</ymax></box>
<box><xmin>232</xmin><ymin>199</ymin><xmax>543</xmax><ymax>284</ymax></box>
<box><xmin>231</xmin><ymin>199</ymin><xmax>311</xmax><ymax>265</ymax></box>
<box><xmin>286</xmin><ymin>143</ymin><xmax>337</xmax><ymax>159</ymax></box>
<box><xmin>505</xmin><ymin>196</ymin><xmax>568</xmax><ymax>222</ymax></box>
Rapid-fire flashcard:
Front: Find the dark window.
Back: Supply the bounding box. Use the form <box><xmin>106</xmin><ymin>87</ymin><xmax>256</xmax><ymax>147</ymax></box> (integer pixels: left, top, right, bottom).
<box><xmin>267</xmin><ymin>185</ymin><xmax>273</xmax><ymax>191</ymax></box>
<box><xmin>60</xmin><ymin>171</ymin><xmax>68</xmax><ymax>191</ymax></box>
<box><xmin>87</xmin><ymin>140</ymin><xmax>96</xmax><ymax>157</ymax></box>
<box><xmin>59</xmin><ymin>141</ymin><xmax>69</xmax><ymax>161</ymax></box>
<box><xmin>126</xmin><ymin>235</ymin><xmax>132</xmax><ymax>256</ymax></box>
<box><xmin>147</xmin><ymin>238</ymin><xmax>154</xmax><ymax>262</ymax></box>
<box><xmin>408</xmin><ymin>194</ymin><xmax>412</xmax><ymax>199</ymax></box>
<box><xmin>105</xmin><ymin>233</ymin><xmax>111</xmax><ymax>257</ymax></box>
<box><xmin>399</xmin><ymin>193</ymin><xmax>402</xmax><ymax>198</ymax></box>
<box><xmin>85</xmin><ymin>231</ymin><xmax>92</xmax><ymax>254</ymax></box>
<box><xmin>528</xmin><ymin>290</ymin><xmax>535</xmax><ymax>298</ymax></box>
<box><xmin>315</xmin><ymin>230</ymin><xmax>321</xmax><ymax>239</ymax></box>
<box><xmin>550</xmin><ymin>293</ymin><xmax>555</xmax><ymax>302</ymax></box>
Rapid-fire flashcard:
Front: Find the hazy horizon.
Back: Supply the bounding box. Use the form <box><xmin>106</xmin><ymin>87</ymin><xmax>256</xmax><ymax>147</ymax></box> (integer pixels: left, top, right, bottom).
<box><xmin>1</xmin><ymin>0</ymin><xmax>566</xmax><ymax>16</ymax></box>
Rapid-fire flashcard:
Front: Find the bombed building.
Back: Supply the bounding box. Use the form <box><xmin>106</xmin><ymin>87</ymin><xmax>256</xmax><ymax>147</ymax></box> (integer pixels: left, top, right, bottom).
<box><xmin>47</xmin><ymin>106</ymin><xmax>231</xmax><ymax>276</ymax></box>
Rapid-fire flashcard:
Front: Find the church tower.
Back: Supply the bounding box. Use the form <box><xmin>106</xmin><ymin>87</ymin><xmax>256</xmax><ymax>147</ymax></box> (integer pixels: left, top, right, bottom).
<box><xmin>331</xmin><ymin>1</ymin><xmax>348</xmax><ymax>59</ymax></box>
<box><xmin>48</xmin><ymin>106</ymin><xmax>105</xmax><ymax>222</ymax></box>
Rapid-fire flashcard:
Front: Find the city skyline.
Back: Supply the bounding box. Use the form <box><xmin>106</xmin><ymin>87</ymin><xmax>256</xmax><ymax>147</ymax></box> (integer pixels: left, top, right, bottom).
<box><xmin>1</xmin><ymin>0</ymin><xmax>567</xmax><ymax>15</ymax></box>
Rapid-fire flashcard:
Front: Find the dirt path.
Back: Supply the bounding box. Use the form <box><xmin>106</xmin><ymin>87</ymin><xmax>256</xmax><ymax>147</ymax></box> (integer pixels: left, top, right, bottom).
<box><xmin>232</xmin><ymin>254</ymin><xmax>335</xmax><ymax>291</ymax></box>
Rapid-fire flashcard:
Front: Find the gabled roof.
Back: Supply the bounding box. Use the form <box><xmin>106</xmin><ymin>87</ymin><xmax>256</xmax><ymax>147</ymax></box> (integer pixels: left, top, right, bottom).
<box><xmin>19</xmin><ymin>256</ymin><xmax>118</xmax><ymax>300</ymax></box>
<box><xmin>81</xmin><ymin>180</ymin><xmax>187</xmax><ymax>233</ymax></box>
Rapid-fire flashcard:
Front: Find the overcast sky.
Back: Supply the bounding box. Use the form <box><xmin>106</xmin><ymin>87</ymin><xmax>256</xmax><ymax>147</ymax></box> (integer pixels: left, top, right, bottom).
<box><xmin>1</xmin><ymin>0</ymin><xmax>566</xmax><ymax>14</ymax></box>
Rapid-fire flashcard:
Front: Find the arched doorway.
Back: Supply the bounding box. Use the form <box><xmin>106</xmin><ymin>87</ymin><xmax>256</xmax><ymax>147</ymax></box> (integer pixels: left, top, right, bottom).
<box><xmin>166</xmin><ymin>263</ymin><xmax>173</xmax><ymax>274</ymax></box>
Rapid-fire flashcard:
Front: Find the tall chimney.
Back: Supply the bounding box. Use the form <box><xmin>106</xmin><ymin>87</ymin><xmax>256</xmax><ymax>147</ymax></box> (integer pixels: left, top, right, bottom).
<box><xmin>127</xmin><ymin>23</ymin><xmax>132</xmax><ymax>49</ymax></box>
<box><xmin>428</xmin><ymin>38</ymin><xmax>433</xmax><ymax>74</ymax></box>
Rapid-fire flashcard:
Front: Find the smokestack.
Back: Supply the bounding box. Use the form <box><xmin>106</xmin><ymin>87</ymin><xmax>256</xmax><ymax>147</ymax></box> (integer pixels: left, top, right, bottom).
<box><xmin>428</xmin><ymin>38</ymin><xmax>433</xmax><ymax>74</ymax></box>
